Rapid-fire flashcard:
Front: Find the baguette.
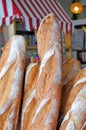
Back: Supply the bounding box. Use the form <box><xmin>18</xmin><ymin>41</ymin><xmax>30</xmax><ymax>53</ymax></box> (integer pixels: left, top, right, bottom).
<box><xmin>21</xmin><ymin>14</ymin><xmax>62</xmax><ymax>130</ymax></box>
<box><xmin>62</xmin><ymin>58</ymin><xmax>81</xmax><ymax>86</ymax></box>
<box><xmin>0</xmin><ymin>35</ymin><xmax>26</xmax><ymax>130</ymax></box>
<box><xmin>60</xmin><ymin>68</ymin><xmax>86</xmax><ymax>130</ymax></box>
<box><xmin>21</xmin><ymin>63</ymin><xmax>39</xmax><ymax>130</ymax></box>
<box><xmin>57</xmin><ymin>58</ymin><xmax>81</xmax><ymax>128</ymax></box>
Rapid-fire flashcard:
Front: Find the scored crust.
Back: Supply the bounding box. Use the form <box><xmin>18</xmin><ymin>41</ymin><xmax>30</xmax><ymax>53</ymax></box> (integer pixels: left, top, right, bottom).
<box><xmin>57</xmin><ymin>58</ymin><xmax>82</xmax><ymax>128</ymax></box>
<box><xmin>60</xmin><ymin>68</ymin><xmax>86</xmax><ymax>130</ymax></box>
<box><xmin>21</xmin><ymin>14</ymin><xmax>62</xmax><ymax>130</ymax></box>
<box><xmin>0</xmin><ymin>35</ymin><xmax>26</xmax><ymax>130</ymax></box>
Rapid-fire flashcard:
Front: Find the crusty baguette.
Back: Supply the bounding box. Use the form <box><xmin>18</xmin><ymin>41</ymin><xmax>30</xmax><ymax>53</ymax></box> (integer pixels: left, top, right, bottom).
<box><xmin>57</xmin><ymin>58</ymin><xmax>81</xmax><ymax>128</ymax></box>
<box><xmin>62</xmin><ymin>58</ymin><xmax>81</xmax><ymax>87</ymax></box>
<box><xmin>0</xmin><ymin>35</ymin><xmax>26</xmax><ymax>130</ymax></box>
<box><xmin>59</xmin><ymin>68</ymin><xmax>86</xmax><ymax>130</ymax></box>
<box><xmin>21</xmin><ymin>63</ymin><xmax>39</xmax><ymax>130</ymax></box>
<box><xmin>21</xmin><ymin>14</ymin><xmax>62</xmax><ymax>130</ymax></box>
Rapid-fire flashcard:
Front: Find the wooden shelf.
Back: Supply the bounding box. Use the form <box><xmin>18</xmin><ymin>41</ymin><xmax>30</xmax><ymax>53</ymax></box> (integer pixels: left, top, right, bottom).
<box><xmin>27</xmin><ymin>46</ymin><xmax>37</xmax><ymax>50</ymax></box>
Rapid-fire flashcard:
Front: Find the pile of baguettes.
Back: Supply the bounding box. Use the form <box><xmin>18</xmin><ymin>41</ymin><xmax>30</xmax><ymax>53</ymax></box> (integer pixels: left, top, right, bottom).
<box><xmin>0</xmin><ymin>14</ymin><xmax>86</xmax><ymax>130</ymax></box>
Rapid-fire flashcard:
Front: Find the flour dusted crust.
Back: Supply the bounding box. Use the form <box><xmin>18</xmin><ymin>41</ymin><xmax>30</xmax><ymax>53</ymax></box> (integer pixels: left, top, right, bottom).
<box><xmin>21</xmin><ymin>14</ymin><xmax>62</xmax><ymax>130</ymax></box>
<box><xmin>37</xmin><ymin>14</ymin><xmax>61</xmax><ymax>61</ymax></box>
<box><xmin>60</xmin><ymin>68</ymin><xmax>86</xmax><ymax>130</ymax></box>
<box><xmin>21</xmin><ymin>63</ymin><xmax>39</xmax><ymax>130</ymax></box>
<box><xmin>0</xmin><ymin>35</ymin><xmax>26</xmax><ymax>130</ymax></box>
<box><xmin>62</xmin><ymin>58</ymin><xmax>81</xmax><ymax>86</ymax></box>
<box><xmin>57</xmin><ymin>58</ymin><xmax>82</xmax><ymax>128</ymax></box>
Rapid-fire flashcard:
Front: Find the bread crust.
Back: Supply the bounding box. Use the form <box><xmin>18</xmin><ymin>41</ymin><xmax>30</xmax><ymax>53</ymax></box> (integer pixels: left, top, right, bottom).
<box><xmin>57</xmin><ymin>58</ymin><xmax>81</xmax><ymax>128</ymax></box>
<box><xmin>60</xmin><ymin>68</ymin><xmax>86</xmax><ymax>130</ymax></box>
<box><xmin>21</xmin><ymin>14</ymin><xmax>62</xmax><ymax>130</ymax></box>
<box><xmin>0</xmin><ymin>35</ymin><xmax>26</xmax><ymax>130</ymax></box>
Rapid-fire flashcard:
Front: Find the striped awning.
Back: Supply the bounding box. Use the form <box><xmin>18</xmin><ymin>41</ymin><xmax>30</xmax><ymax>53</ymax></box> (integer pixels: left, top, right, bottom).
<box><xmin>0</xmin><ymin>0</ymin><xmax>72</xmax><ymax>33</ymax></box>
<box><xmin>0</xmin><ymin>0</ymin><xmax>23</xmax><ymax>25</ymax></box>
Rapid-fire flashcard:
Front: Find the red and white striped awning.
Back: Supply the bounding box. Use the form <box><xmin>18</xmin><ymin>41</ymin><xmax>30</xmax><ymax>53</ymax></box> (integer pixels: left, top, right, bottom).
<box><xmin>0</xmin><ymin>0</ymin><xmax>72</xmax><ymax>33</ymax></box>
<box><xmin>0</xmin><ymin>0</ymin><xmax>23</xmax><ymax>25</ymax></box>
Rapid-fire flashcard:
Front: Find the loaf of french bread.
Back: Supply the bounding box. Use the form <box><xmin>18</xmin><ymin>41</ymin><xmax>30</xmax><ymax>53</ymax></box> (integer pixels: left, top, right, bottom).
<box><xmin>60</xmin><ymin>68</ymin><xmax>86</xmax><ymax>130</ymax></box>
<box><xmin>62</xmin><ymin>58</ymin><xmax>81</xmax><ymax>86</ymax></box>
<box><xmin>0</xmin><ymin>35</ymin><xmax>26</xmax><ymax>130</ymax></box>
<box><xmin>57</xmin><ymin>58</ymin><xmax>81</xmax><ymax>128</ymax></box>
<box><xmin>21</xmin><ymin>14</ymin><xmax>62</xmax><ymax>130</ymax></box>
